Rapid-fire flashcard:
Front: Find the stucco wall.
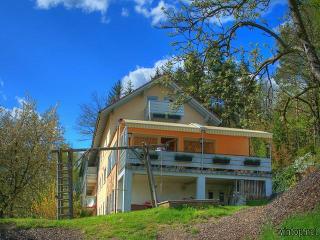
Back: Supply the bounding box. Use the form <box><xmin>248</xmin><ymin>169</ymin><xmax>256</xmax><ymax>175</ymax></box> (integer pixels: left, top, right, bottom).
<box><xmin>131</xmin><ymin>174</ymin><xmax>197</xmax><ymax>204</ymax></box>
<box><xmin>100</xmin><ymin>84</ymin><xmax>208</xmax><ymax>149</ymax></box>
<box><xmin>97</xmin><ymin>130</ymin><xmax>119</xmax><ymax>215</ymax></box>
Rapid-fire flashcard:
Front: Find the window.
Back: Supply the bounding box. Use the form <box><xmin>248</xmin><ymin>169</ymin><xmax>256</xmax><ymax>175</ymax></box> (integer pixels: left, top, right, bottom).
<box><xmin>184</xmin><ymin>139</ymin><xmax>215</xmax><ymax>154</ymax></box>
<box><xmin>184</xmin><ymin>140</ymin><xmax>201</xmax><ymax>153</ymax></box>
<box><xmin>163</xmin><ymin>96</ymin><xmax>172</xmax><ymax>101</ymax></box>
<box><xmin>208</xmin><ymin>192</ymin><xmax>214</xmax><ymax>199</ymax></box>
<box><xmin>219</xmin><ymin>192</ymin><xmax>224</xmax><ymax>203</ymax></box>
<box><xmin>107</xmin><ymin>155</ymin><xmax>111</xmax><ymax>175</ymax></box>
<box><xmin>133</xmin><ymin>135</ymin><xmax>158</xmax><ymax>145</ymax></box>
<box><xmin>147</xmin><ymin>96</ymin><xmax>158</xmax><ymax>101</ymax></box>
<box><xmin>161</xmin><ymin>137</ymin><xmax>177</xmax><ymax>152</ymax></box>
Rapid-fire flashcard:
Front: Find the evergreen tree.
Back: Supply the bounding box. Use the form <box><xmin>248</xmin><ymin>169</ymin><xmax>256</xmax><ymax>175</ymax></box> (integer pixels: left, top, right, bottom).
<box><xmin>107</xmin><ymin>80</ymin><xmax>123</xmax><ymax>105</ymax></box>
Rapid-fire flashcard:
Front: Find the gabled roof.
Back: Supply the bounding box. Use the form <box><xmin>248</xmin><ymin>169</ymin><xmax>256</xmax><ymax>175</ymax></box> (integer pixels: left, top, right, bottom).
<box><xmin>91</xmin><ymin>78</ymin><xmax>221</xmax><ymax>150</ymax></box>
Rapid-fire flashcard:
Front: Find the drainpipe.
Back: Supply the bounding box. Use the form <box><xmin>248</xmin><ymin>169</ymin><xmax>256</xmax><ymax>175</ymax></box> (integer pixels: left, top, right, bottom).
<box><xmin>201</xmin><ymin>128</ymin><xmax>205</xmax><ymax>172</ymax></box>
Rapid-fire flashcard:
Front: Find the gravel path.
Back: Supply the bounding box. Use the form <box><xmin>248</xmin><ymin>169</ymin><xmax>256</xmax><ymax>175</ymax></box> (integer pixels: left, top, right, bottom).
<box><xmin>158</xmin><ymin>170</ymin><xmax>320</xmax><ymax>240</ymax></box>
<box><xmin>0</xmin><ymin>224</ymin><xmax>84</xmax><ymax>240</ymax></box>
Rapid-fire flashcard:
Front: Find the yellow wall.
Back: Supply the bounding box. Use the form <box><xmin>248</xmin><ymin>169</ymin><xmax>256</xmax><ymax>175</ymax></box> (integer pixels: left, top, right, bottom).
<box><xmin>100</xmin><ymin>83</ymin><xmax>208</xmax><ymax>149</ymax></box>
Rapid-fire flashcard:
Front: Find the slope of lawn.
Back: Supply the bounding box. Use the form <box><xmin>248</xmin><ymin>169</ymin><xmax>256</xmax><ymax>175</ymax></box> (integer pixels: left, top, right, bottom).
<box><xmin>0</xmin><ymin>205</ymin><xmax>245</xmax><ymax>240</ymax></box>
<box><xmin>260</xmin><ymin>206</ymin><xmax>320</xmax><ymax>240</ymax></box>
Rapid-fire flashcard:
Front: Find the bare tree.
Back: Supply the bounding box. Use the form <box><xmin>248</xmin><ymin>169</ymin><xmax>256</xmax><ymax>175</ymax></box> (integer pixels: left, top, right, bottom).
<box><xmin>76</xmin><ymin>80</ymin><xmax>125</xmax><ymax>140</ymax></box>
<box><xmin>76</xmin><ymin>92</ymin><xmax>107</xmax><ymax>139</ymax></box>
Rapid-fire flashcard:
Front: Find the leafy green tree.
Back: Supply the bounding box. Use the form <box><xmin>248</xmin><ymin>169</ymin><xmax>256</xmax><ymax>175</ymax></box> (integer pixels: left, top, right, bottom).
<box><xmin>162</xmin><ymin>48</ymin><xmax>263</xmax><ymax>128</ymax></box>
<box><xmin>0</xmin><ymin>99</ymin><xmax>63</xmax><ymax>217</ymax></box>
<box><xmin>163</xmin><ymin>0</ymin><xmax>320</xmax><ymax>84</ymax></box>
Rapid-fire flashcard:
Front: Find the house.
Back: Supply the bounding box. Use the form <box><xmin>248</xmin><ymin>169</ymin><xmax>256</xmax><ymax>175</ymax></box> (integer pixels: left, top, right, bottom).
<box><xmin>81</xmin><ymin>79</ymin><xmax>272</xmax><ymax>215</ymax></box>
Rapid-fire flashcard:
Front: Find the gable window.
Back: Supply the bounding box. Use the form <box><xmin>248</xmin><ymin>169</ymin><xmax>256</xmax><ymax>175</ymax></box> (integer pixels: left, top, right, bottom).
<box><xmin>147</xmin><ymin>96</ymin><xmax>158</xmax><ymax>101</ymax></box>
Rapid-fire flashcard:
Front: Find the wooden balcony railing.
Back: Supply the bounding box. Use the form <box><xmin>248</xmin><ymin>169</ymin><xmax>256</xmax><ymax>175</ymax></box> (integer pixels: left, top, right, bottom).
<box><xmin>120</xmin><ymin>150</ymin><xmax>271</xmax><ymax>173</ymax></box>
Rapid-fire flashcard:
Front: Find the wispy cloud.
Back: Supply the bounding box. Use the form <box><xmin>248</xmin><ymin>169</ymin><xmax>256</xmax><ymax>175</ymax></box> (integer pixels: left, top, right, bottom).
<box><xmin>0</xmin><ymin>79</ymin><xmax>6</xmax><ymax>102</ymax></box>
<box><xmin>134</xmin><ymin>0</ymin><xmax>174</xmax><ymax>26</ymax></box>
<box><xmin>35</xmin><ymin>0</ymin><xmax>109</xmax><ymax>22</ymax></box>
<box><xmin>35</xmin><ymin>0</ymin><xmax>109</xmax><ymax>13</ymax></box>
<box><xmin>121</xmin><ymin>8</ymin><xmax>129</xmax><ymax>17</ymax></box>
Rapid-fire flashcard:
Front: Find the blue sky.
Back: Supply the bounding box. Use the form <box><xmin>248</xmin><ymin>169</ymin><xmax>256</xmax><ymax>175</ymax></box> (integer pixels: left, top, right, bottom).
<box><xmin>0</xmin><ymin>0</ymin><xmax>287</xmax><ymax>148</ymax></box>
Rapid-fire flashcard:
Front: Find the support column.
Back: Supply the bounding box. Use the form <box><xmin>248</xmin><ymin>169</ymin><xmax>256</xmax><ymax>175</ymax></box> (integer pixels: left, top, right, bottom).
<box><xmin>196</xmin><ymin>175</ymin><xmax>206</xmax><ymax>199</ymax></box>
<box><xmin>265</xmin><ymin>178</ymin><xmax>272</xmax><ymax>197</ymax></box>
<box><xmin>122</xmin><ymin>169</ymin><xmax>133</xmax><ymax>212</ymax></box>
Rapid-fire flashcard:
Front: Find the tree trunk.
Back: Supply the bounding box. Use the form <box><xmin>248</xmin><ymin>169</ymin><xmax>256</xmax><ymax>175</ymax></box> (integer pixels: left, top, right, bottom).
<box><xmin>288</xmin><ymin>0</ymin><xmax>320</xmax><ymax>83</ymax></box>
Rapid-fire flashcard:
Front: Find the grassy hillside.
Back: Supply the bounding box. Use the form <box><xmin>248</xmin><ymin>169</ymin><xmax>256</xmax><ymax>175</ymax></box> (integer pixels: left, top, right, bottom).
<box><xmin>0</xmin><ymin>205</ymin><xmax>245</xmax><ymax>240</ymax></box>
<box><xmin>260</xmin><ymin>206</ymin><xmax>320</xmax><ymax>240</ymax></box>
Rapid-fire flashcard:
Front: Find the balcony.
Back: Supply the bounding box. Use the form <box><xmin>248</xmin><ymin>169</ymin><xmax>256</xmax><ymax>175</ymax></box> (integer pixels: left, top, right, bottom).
<box><xmin>145</xmin><ymin>100</ymin><xmax>184</xmax><ymax>120</ymax></box>
<box><xmin>121</xmin><ymin>150</ymin><xmax>271</xmax><ymax>176</ymax></box>
<box><xmin>87</xmin><ymin>167</ymin><xmax>97</xmax><ymax>184</ymax></box>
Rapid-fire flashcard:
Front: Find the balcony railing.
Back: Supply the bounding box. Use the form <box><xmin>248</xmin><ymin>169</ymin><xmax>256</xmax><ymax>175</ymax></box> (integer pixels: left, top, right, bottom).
<box><xmin>87</xmin><ymin>167</ymin><xmax>97</xmax><ymax>184</ymax></box>
<box><xmin>122</xmin><ymin>150</ymin><xmax>271</xmax><ymax>173</ymax></box>
<box><xmin>145</xmin><ymin>100</ymin><xmax>184</xmax><ymax>120</ymax></box>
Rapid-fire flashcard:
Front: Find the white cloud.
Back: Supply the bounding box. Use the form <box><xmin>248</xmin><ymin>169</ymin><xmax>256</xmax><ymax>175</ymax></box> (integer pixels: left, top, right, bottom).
<box><xmin>35</xmin><ymin>0</ymin><xmax>109</xmax><ymax>14</ymax></box>
<box><xmin>134</xmin><ymin>0</ymin><xmax>174</xmax><ymax>26</ymax></box>
<box><xmin>0</xmin><ymin>96</ymin><xmax>27</xmax><ymax>117</ymax></box>
<box><xmin>121</xmin><ymin>58</ymin><xmax>169</xmax><ymax>89</ymax></box>
<box><xmin>0</xmin><ymin>79</ymin><xmax>6</xmax><ymax>102</ymax></box>
<box><xmin>121</xmin><ymin>56</ymin><xmax>184</xmax><ymax>90</ymax></box>
<box><xmin>121</xmin><ymin>8</ymin><xmax>129</xmax><ymax>17</ymax></box>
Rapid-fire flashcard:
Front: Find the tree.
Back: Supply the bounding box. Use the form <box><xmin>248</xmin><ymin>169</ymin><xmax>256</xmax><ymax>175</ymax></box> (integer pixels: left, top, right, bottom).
<box><xmin>161</xmin><ymin>48</ymin><xmax>263</xmax><ymax>128</ymax></box>
<box><xmin>123</xmin><ymin>79</ymin><xmax>134</xmax><ymax>95</ymax></box>
<box><xmin>76</xmin><ymin>92</ymin><xmax>107</xmax><ymax>139</ymax></box>
<box><xmin>107</xmin><ymin>80</ymin><xmax>123</xmax><ymax>105</ymax></box>
<box><xmin>76</xmin><ymin>80</ymin><xmax>125</xmax><ymax>139</ymax></box>
<box><xmin>272</xmin><ymin>1</ymin><xmax>320</xmax><ymax>150</ymax></box>
<box><xmin>0</xmin><ymin>99</ymin><xmax>63</xmax><ymax>217</ymax></box>
<box><xmin>163</xmin><ymin>0</ymin><xmax>320</xmax><ymax>85</ymax></box>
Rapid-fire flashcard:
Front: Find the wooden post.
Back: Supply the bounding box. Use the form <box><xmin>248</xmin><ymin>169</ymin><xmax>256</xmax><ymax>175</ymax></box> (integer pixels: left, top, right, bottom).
<box><xmin>144</xmin><ymin>144</ymin><xmax>158</xmax><ymax>207</ymax></box>
<box><xmin>56</xmin><ymin>149</ymin><xmax>62</xmax><ymax>220</ymax></box>
<box><xmin>67</xmin><ymin>150</ymin><xmax>73</xmax><ymax>219</ymax></box>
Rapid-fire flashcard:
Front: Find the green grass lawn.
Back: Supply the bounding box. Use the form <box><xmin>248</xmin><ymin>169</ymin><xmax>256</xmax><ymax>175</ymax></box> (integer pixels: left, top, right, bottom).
<box><xmin>0</xmin><ymin>205</ymin><xmax>245</xmax><ymax>240</ymax></box>
<box><xmin>260</xmin><ymin>206</ymin><xmax>320</xmax><ymax>240</ymax></box>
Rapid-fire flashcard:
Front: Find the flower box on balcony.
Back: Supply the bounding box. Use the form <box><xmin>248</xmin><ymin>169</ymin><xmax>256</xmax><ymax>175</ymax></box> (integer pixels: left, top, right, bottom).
<box><xmin>149</xmin><ymin>153</ymin><xmax>159</xmax><ymax>160</ymax></box>
<box><xmin>212</xmin><ymin>157</ymin><xmax>231</xmax><ymax>165</ymax></box>
<box><xmin>174</xmin><ymin>154</ymin><xmax>193</xmax><ymax>162</ymax></box>
<box><xmin>244</xmin><ymin>159</ymin><xmax>261</xmax><ymax>166</ymax></box>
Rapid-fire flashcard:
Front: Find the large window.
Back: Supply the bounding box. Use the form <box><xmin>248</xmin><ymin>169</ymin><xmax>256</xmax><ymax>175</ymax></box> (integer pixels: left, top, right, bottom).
<box><xmin>133</xmin><ymin>135</ymin><xmax>158</xmax><ymax>145</ymax></box>
<box><xmin>161</xmin><ymin>137</ymin><xmax>177</xmax><ymax>152</ymax></box>
<box><xmin>184</xmin><ymin>139</ymin><xmax>215</xmax><ymax>154</ymax></box>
